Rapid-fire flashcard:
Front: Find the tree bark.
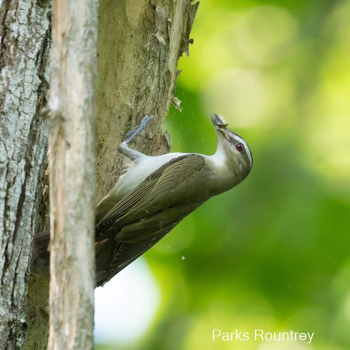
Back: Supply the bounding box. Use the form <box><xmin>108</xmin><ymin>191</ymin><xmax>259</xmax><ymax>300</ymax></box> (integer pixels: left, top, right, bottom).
<box><xmin>0</xmin><ymin>1</ymin><xmax>51</xmax><ymax>349</ymax></box>
<box><xmin>95</xmin><ymin>0</ymin><xmax>199</xmax><ymax>202</ymax></box>
<box><xmin>1</xmin><ymin>0</ymin><xmax>198</xmax><ymax>349</ymax></box>
<box><xmin>45</xmin><ymin>0</ymin><xmax>98</xmax><ymax>349</ymax></box>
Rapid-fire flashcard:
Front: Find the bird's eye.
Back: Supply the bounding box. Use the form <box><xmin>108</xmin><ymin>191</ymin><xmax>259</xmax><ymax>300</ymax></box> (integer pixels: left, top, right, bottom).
<box><xmin>236</xmin><ymin>143</ymin><xmax>244</xmax><ymax>152</ymax></box>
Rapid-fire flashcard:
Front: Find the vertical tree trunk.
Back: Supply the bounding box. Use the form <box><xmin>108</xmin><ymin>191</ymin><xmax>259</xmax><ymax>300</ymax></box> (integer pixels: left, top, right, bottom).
<box><xmin>1</xmin><ymin>0</ymin><xmax>198</xmax><ymax>349</ymax></box>
<box><xmin>46</xmin><ymin>0</ymin><xmax>98</xmax><ymax>349</ymax></box>
<box><xmin>0</xmin><ymin>1</ymin><xmax>51</xmax><ymax>349</ymax></box>
<box><xmin>95</xmin><ymin>0</ymin><xmax>199</xmax><ymax>202</ymax></box>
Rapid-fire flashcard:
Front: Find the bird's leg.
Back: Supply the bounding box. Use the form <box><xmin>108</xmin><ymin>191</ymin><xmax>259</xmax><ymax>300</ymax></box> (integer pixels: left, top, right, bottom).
<box><xmin>124</xmin><ymin>114</ymin><xmax>154</xmax><ymax>144</ymax></box>
<box><xmin>118</xmin><ymin>114</ymin><xmax>154</xmax><ymax>161</ymax></box>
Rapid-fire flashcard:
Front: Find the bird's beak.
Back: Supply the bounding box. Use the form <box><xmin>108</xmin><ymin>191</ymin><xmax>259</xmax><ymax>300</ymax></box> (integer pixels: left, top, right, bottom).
<box><xmin>211</xmin><ymin>113</ymin><xmax>230</xmax><ymax>141</ymax></box>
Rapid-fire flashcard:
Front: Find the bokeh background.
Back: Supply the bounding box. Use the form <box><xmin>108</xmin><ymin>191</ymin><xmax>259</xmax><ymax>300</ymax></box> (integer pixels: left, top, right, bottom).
<box><xmin>95</xmin><ymin>0</ymin><xmax>350</xmax><ymax>349</ymax></box>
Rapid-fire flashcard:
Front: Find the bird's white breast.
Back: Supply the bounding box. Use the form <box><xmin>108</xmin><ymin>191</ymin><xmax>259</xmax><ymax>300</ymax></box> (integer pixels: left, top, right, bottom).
<box><xmin>114</xmin><ymin>152</ymin><xmax>186</xmax><ymax>197</ymax></box>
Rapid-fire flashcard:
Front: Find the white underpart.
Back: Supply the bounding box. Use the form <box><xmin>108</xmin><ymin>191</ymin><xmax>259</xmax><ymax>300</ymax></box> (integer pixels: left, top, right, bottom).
<box><xmin>205</xmin><ymin>139</ymin><xmax>227</xmax><ymax>168</ymax></box>
<box><xmin>114</xmin><ymin>152</ymin><xmax>186</xmax><ymax>197</ymax></box>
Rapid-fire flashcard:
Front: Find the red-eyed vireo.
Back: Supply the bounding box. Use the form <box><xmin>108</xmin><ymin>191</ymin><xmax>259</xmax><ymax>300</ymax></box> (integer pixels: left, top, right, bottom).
<box><xmin>94</xmin><ymin>113</ymin><xmax>253</xmax><ymax>286</ymax></box>
<box><xmin>35</xmin><ymin>114</ymin><xmax>253</xmax><ymax>286</ymax></box>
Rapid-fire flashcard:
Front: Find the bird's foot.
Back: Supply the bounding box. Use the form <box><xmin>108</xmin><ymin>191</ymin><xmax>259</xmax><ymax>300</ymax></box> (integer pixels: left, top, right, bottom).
<box><xmin>124</xmin><ymin>114</ymin><xmax>154</xmax><ymax>144</ymax></box>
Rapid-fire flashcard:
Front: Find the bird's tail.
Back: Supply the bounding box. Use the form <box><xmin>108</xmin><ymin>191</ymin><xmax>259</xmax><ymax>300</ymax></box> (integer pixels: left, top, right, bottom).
<box><xmin>33</xmin><ymin>230</ymin><xmax>50</xmax><ymax>260</ymax></box>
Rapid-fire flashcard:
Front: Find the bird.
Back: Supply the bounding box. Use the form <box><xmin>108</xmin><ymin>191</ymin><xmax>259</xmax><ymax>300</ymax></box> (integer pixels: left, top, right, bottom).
<box><xmin>34</xmin><ymin>113</ymin><xmax>253</xmax><ymax>287</ymax></box>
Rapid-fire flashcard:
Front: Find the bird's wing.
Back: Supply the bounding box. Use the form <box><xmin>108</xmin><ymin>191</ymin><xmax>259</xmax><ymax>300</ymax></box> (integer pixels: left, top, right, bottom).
<box><xmin>96</xmin><ymin>203</ymin><xmax>200</xmax><ymax>286</ymax></box>
<box><xmin>116</xmin><ymin>154</ymin><xmax>208</xmax><ymax>227</ymax></box>
<box><xmin>94</xmin><ymin>154</ymin><xmax>207</xmax><ymax>284</ymax></box>
<box><xmin>96</xmin><ymin>154</ymin><xmax>206</xmax><ymax>236</ymax></box>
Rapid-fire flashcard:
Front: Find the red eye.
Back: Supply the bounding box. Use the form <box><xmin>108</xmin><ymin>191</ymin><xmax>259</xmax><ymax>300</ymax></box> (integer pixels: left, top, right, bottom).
<box><xmin>236</xmin><ymin>143</ymin><xmax>244</xmax><ymax>152</ymax></box>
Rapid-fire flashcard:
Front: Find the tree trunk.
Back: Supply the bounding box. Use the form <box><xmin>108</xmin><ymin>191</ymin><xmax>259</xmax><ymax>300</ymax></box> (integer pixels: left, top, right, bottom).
<box><xmin>45</xmin><ymin>0</ymin><xmax>98</xmax><ymax>349</ymax></box>
<box><xmin>0</xmin><ymin>1</ymin><xmax>51</xmax><ymax>349</ymax></box>
<box><xmin>95</xmin><ymin>0</ymin><xmax>199</xmax><ymax>202</ymax></box>
<box><xmin>1</xmin><ymin>0</ymin><xmax>198</xmax><ymax>349</ymax></box>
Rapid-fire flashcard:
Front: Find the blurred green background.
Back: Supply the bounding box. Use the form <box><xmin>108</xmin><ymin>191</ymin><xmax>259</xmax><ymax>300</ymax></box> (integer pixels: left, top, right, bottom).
<box><xmin>96</xmin><ymin>0</ymin><xmax>350</xmax><ymax>349</ymax></box>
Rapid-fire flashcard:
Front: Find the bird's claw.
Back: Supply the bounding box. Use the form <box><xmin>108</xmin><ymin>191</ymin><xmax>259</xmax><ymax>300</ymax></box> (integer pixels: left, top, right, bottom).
<box><xmin>124</xmin><ymin>114</ymin><xmax>154</xmax><ymax>144</ymax></box>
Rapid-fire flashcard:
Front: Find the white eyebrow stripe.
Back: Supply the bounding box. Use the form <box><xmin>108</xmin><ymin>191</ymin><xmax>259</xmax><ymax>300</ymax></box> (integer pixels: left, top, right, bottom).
<box><xmin>234</xmin><ymin>135</ymin><xmax>246</xmax><ymax>144</ymax></box>
<box><xmin>231</xmin><ymin>134</ymin><xmax>253</xmax><ymax>165</ymax></box>
<box><xmin>245</xmin><ymin>146</ymin><xmax>253</xmax><ymax>165</ymax></box>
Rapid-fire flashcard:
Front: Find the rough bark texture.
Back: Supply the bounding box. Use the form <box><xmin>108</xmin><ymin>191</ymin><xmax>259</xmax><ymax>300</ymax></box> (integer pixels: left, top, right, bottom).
<box><xmin>95</xmin><ymin>0</ymin><xmax>199</xmax><ymax>203</ymax></box>
<box><xmin>46</xmin><ymin>0</ymin><xmax>98</xmax><ymax>349</ymax></box>
<box><xmin>1</xmin><ymin>0</ymin><xmax>198</xmax><ymax>348</ymax></box>
<box><xmin>0</xmin><ymin>1</ymin><xmax>51</xmax><ymax>349</ymax></box>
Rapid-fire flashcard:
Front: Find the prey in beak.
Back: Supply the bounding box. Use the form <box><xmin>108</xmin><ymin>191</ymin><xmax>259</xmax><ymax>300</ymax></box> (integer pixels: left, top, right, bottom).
<box><xmin>211</xmin><ymin>113</ymin><xmax>230</xmax><ymax>141</ymax></box>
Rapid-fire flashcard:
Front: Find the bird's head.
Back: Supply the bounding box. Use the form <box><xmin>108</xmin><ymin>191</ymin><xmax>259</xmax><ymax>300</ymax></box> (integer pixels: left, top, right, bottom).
<box><xmin>211</xmin><ymin>113</ymin><xmax>253</xmax><ymax>179</ymax></box>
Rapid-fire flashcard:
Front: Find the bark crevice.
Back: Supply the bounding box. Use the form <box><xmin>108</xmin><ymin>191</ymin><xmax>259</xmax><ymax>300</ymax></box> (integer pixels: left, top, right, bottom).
<box><xmin>1</xmin><ymin>0</ymin><xmax>199</xmax><ymax>348</ymax></box>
